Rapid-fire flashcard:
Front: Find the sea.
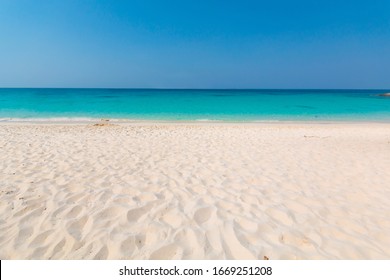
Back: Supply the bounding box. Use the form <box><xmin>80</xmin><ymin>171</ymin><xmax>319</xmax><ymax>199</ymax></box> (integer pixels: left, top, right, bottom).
<box><xmin>0</xmin><ymin>88</ymin><xmax>389</xmax><ymax>121</ymax></box>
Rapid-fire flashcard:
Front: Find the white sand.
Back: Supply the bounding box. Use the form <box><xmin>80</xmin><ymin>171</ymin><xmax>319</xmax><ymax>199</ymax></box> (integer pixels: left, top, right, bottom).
<box><xmin>0</xmin><ymin>122</ymin><xmax>390</xmax><ymax>259</ymax></box>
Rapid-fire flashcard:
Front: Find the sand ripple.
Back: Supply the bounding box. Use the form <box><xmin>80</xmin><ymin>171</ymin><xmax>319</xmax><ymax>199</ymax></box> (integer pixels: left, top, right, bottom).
<box><xmin>0</xmin><ymin>123</ymin><xmax>390</xmax><ymax>259</ymax></box>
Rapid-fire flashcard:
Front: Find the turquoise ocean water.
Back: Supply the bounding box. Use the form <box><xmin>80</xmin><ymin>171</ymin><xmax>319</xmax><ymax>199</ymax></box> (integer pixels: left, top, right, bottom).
<box><xmin>0</xmin><ymin>88</ymin><xmax>389</xmax><ymax>121</ymax></box>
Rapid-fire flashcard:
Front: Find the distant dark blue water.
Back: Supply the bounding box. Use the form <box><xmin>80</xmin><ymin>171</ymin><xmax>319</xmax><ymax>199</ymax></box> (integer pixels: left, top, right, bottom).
<box><xmin>0</xmin><ymin>88</ymin><xmax>389</xmax><ymax>121</ymax></box>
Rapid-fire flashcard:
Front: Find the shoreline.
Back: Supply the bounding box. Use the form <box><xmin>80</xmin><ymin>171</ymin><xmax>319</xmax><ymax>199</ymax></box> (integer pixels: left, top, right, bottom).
<box><xmin>1</xmin><ymin>117</ymin><xmax>390</xmax><ymax>125</ymax></box>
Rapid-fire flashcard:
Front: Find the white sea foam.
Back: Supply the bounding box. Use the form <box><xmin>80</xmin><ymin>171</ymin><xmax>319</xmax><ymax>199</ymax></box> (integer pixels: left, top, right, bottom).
<box><xmin>0</xmin><ymin>117</ymin><xmax>103</xmax><ymax>123</ymax></box>
<box><xmin>195</xmin><ymin>119</ymin><xmax>217</xmax><ymax>122</ymax></box>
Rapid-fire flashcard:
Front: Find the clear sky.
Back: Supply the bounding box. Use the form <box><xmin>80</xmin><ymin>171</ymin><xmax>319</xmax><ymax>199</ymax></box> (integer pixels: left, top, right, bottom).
<box><xmin>0</xmin><ymin>0</ymin><xmax>389</xmax><ymax>89</ymax></box>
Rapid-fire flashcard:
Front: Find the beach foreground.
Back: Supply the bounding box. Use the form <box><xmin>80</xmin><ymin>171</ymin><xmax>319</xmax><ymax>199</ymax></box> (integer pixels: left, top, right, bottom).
<box><xmin>0</xmin><ymin>122</ymin><xmax>389</xmax><ymax>259</ymax></box>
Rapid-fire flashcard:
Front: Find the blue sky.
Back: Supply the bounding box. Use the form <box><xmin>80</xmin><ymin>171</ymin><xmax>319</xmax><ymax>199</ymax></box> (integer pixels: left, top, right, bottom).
<box><xmin>0</xmin><ymin>0</ymin><xmax>389</xmax><ymax>88</ymax></box>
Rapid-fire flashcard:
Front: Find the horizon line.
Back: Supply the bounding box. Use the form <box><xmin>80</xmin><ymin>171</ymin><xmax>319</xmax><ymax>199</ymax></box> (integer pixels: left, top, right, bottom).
<box><xmin>1</xmin><ymin>87</ymin><xmax>389</xmax><ymax>91</ymax></box>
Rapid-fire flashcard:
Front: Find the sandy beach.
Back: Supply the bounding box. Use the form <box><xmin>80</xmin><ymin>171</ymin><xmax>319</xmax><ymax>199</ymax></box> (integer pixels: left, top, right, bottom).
<box><xmin>0</xmin><ymin>122</ymin><xmax>389</xmax><ymax>260</ymax></box>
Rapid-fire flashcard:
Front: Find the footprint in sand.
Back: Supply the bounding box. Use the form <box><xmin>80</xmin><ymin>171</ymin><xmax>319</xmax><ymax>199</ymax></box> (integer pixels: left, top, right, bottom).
<box><xmin>66</xmin><ymin>205</ymin><xmax>83</xmax><ymax>219</ymax></box>
<box><xmin>93</xmin><ymin>245</ymin><xmax>108</xmax><ymax>260</ymax></box>
<box><xmin>150</xmin><ymin>244</ymin><xmax>183</xmax><ymax>260</ymax></box>
<box><xmin>30</xmin><ymin>245</ymin><xmax>50</xmax><ymax>259</ymax></box>
<box><xmin>67</xmin><ymin>215</ymin><xmax>89</xmax><ymax>240</ymax></box>
<box><xmin>120</xmin><ymin>236</ymin><xmax>136</xmax><ymax>256</ymax></box>
<box><xmin>13</xmin><ymin>204</ymin><xmax>42</xmax><ymax>218</ymax></box>
<box><xmin>19</xmin><ymin>207</ymin><xmax>45</xmax><ymax>225</ymax></box>
<box><xmin>52</xmin><ymin>205</ymin><xmax>68</xmax><ymax>218</ymax></box>
<box><xmin>29</xmin><ymin>230</ymin><xmax>54</xmax><ymax>248</ymax></box>
<box><xmin>50</xmin><ymin>238</ymin><xmax>67</xmax><ymax>259</ymax></box>
<box><xmin>96</xmin><ymin>206</ymin><xmax>122</xmax><ymax>220</ymax></box>
<box><xmin>143</xmin><ymin>224</ymin><xmax>169</xmax><ymax>246</ymax></box>
<box><xmin>194</xmin><ymin>207</ymin><xmax>214</xmax><ymax>224</ymax></box>
<box><xmin>15</xmin><ymin>226</ymin><xmax>34</xmax><ymax>247</ymax></box>
<box><xmin>134</xmin><ymin>234</ymin><xmax>146</xmax><ymax>249</ymax></box>
<box><xmin>126</xmin><ymin>204</ymin><xmax>153</xmax><ymax>222</ymax></box>
<box><xmin>79</xmin><ymin>243</ymin><xmax>94</xmax><ymax>259</ymax></box>
<box><xmin>174</xmin><ymin>228</ymin><xmax>205</xmax><ymax>258</ymax></box>
<box><xmin>137</xmin><ymin>193</ymin><xmax>157</xmax><ymax>203</ymax></box>
<box><xmin>161</xmin><ymin>208</ymin><xmax>183</xmax><ymax>228</ymax></box>
<box><xmin>71</xmin><ymin>240</ymin><xmax>86</xmax><ymax>252</ymax></box>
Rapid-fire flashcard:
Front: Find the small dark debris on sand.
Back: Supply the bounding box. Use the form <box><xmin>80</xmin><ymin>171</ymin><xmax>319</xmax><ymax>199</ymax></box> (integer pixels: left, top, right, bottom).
<box><xmin>93</xmin><ymin>123</ymin><xmax>110</xmax><ymax>127</ymax></box>
<box><xmin>92</xmin><ymin>119</ymin><xmax>115</xmax><ymax>127</ymax></box>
